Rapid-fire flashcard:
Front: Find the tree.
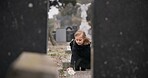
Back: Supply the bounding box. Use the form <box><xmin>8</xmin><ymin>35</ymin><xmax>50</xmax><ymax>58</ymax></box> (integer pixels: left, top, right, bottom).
<box><xmin>48</xmin><ymin>19</ymin><xmax>57</xmax><ymax>46</ymax></box>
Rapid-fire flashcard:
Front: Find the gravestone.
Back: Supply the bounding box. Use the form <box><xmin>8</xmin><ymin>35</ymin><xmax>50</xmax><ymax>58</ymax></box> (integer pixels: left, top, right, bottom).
<box><xmin>0</xmin><ymin>0</ymin><xmax>47</xmax><ymax>78</ymax></box>
<box><xmin>76</xmin><ymin>3</ymin><xmax>91</xmax><ymax>20</ymax></box>
<box><xmin>65</xmin><ymin>26</ymin><xmax>78</xmax><ymax>42</ymax></box>
<box><xmin>72</xmin><ymin>26</ymin><xmax>79</xmax><ymax>32</ymax></box>
<box><xmin>94</xmin><ymin>0</ymin><xmax>148</xmax><ymax>78</ymax></box>
<box><xmin>66</xmin><ymin>31</ymin><xmax>74</xmax><ymax>42</ymax></box>
<box><xmin>56</xmin><ymin>28</ymin><xmax>66</xmax><ymax>42</ymax></box>
<box><xmin>6</xmin><ymin>52</ymin><xmax>58</xmax><ymax>78</ymax></box>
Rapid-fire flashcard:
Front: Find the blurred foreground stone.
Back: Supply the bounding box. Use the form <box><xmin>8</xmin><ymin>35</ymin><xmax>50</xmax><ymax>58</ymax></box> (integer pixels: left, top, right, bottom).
<box><xmin>6</xmin><ymin>52</ymin><xmax>58</xmax><ymax>78</ymax></box>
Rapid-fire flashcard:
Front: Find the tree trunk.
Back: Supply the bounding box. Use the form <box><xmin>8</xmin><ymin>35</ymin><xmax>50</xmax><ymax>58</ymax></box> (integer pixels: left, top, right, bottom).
<box><xmin>48</xmin><ymin>29</ymin><xmax>57</xmax><ymax>46</ymax></box>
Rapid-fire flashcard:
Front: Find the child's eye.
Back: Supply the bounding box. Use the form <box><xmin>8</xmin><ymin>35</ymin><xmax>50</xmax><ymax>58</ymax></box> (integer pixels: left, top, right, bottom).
<box><xmin>78</xmin><ymin>39</ymin><xmax>82</xmax><ymax>41</ymax></box>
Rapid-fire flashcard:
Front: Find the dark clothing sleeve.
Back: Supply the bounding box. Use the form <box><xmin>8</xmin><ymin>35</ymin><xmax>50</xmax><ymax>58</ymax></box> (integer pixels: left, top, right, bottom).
<box><xmin>70</xmin><ymin>40</ymin><xmax>91</xmax><ymax>70</ymax></box>
<box><xmin>70</xmin><ymin>40</ymin><xmax>79</xmax><ymax>67</ymax></box>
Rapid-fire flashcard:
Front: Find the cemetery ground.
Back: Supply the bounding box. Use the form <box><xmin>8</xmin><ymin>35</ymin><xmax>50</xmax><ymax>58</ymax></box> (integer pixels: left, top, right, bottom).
<box><xmin>47</xmin><ymin>41</ymin><xmax>92</xmax><ymax>78</ymax></box>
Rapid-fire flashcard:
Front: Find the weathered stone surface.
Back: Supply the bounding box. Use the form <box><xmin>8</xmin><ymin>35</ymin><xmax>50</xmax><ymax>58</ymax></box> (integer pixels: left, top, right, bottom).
<box><xmin>94</xmin><ymin>0</ymin><xmax>148</xmax><ymax>78</ymax></box>
<box><xmin>0</xmin><ymin>0</ymin><xmax>47</xmax><ymax>78</ymax></box>
<box><xmin>7</xmin><ymin>52</ymin><xmax>58</xmax><ymax>78</ymax></box>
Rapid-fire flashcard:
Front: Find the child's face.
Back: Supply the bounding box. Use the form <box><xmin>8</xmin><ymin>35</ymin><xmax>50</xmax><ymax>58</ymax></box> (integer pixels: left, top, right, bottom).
<box><xmin>75</xmin><ymin>36</ymin><xmax>84</xmax><ymax>45</ymax></box>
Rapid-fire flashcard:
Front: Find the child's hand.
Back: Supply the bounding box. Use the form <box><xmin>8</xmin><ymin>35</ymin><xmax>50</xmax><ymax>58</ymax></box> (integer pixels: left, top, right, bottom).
<box><xmin>66</xmin><ymin>67</ymin><xmax>76</xmax><ymax>75</ymax></box>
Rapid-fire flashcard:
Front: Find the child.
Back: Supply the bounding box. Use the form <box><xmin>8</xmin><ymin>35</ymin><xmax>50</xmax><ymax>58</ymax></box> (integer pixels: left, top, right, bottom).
<box><xmin>70</xmin><ymin>30</ymin><xmax>91</xmax><ymax>71</ymax></box>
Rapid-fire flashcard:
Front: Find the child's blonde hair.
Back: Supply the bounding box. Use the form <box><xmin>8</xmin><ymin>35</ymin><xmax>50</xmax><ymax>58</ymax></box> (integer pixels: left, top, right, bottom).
<box><xmin>74</xmin><ymin>30</ymin><xmax>91</xmax><ymax>45</ymax></box>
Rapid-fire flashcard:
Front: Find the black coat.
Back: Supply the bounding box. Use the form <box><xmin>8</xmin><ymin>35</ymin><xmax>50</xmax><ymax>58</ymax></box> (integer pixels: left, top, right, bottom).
<box><xmin>70</xmin><ymin>40</ymin><xmax>91</xmax><ymax>70</ymax></box>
